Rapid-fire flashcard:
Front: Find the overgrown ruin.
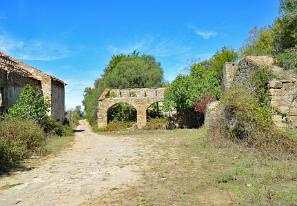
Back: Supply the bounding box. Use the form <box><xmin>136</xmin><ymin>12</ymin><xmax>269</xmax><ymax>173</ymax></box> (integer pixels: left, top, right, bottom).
<box><xmin>0</xmin><ymin>52</ymin><xmax>66</xmax><ymax>122</ymax></box>
<box><xmin>218</xmin><ymin>56</ymin><xmax>297</xmax><ymax>129</ymax></box>
<box><xmin>97</xmin><ymin>88</ymin><xmax>165</xmax><ymax>128</ymax></box>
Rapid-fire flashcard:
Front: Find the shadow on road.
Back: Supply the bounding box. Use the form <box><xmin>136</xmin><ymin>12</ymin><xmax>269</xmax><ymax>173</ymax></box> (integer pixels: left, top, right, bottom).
<box><xmin>73</xmin><ymin>129</ymin><xmax>85</xmax><ymax>133</ymax></box>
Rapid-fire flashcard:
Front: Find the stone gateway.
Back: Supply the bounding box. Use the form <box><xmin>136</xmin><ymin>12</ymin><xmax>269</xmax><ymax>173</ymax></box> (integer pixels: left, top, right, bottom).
<box><xmin>97</xmin><ymin>88</ymin><xmax>165</xmax><ymax>128</ymax></box>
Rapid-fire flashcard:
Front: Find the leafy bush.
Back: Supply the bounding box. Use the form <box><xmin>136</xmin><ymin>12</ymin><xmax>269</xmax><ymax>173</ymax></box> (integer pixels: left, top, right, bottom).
<box><xmin>65</xmin><ymin>106</ymin><xmax>84</xmax><ymax>127</ymax></box>
<box><xmin>101</xmin><ymin>120</ymin><xmax>135</xmax><ymax>132</ymax></box>
<box><xmin>0</xmin><ymin>117</ymin><xmax>46</xmax><ymax>171</ymax></box>
<box><xmin>273</xmin><ymin>0</ymin><xmax>297</xmax><ymax>52</ymax></box>
<box><xmin>241</xmin><ymin>27</ymin><xmax>274</xmax><ymax>56</ymax></box>
<box><xmin>219</xmin><ymin>86</ymin><xmax>297</xmax><ymax>154</ymax></box>
<box><xmin>83</xmin><ymin>87</ymin><xmax>101</xmax><ymax>127</ymax></box>
<box><xmin>246</xmin><ymin>66</ymin><xmax>274</xmax><ymax>106</ymax></box>
<box><xmin>164</xmin><ymin>47</ymin><xmax>237</xmax><ymax>128</ymax></box>
<box><xmin>275</xmin><ymin>48</ymin><xmax>297</xmax><ymax>71</ymax></box>
<box><xmin>6</xmin><ymin>85</ymin><xmax>50</xmax><ymax>124</ymax></box>
<box><xmin>147</xmin><ymin>102</ymin><xmax>163</xmax><ymax>119</ymax></box>
<box><xmin>194</xmin><ymin>95</ymin><xmax>215</xmax><ymax>113</ymax></box>
<box><xmin>40</xmin><ymin>116</ymin><xmax>63</xmax><ymax>135</ymax></box>
<box><xmin>145</xmin><ymin>117</ymin><xmax>169</xmax><ymax>130</ymax></box>
<box><xmin>108</xmin><ymin>103</ymin><xmax>137</xmax><ymax>122</ymax></box>
<box><xmin>6</xmin><ymin>85</ymin><xmax>70</xmax><ymax>136</ymax></box>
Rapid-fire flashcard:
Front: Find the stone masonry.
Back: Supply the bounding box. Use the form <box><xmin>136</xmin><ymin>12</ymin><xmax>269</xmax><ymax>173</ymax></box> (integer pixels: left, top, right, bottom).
<box><xmin>0</xmin><ymin>52</ymin><xmax>65</xmax><ymax>122</ymax></box>
<box><xmin>269</xmin><ymin>79</ymin><xmax>297</xmax><ymax>128</ymax></box>
<box><xmin>97</xmin><ymin>88</ymin><xmax>165</xmax><ymax>128</ymax></box>
<box><xmin>221</xmin><ymin>55</ymin><xmax>297</xmax><ymax>129</ymax></box>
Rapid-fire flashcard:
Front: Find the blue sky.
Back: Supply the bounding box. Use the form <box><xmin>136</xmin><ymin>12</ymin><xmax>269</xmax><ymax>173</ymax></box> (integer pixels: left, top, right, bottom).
<box><xmin>0</xmin><ymin>0</ymin><xmax>280</xmax><ymax>109</ymax></box>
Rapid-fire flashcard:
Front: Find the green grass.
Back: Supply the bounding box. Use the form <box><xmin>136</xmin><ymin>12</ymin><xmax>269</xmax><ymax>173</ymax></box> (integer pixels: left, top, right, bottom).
<box><xmin>88</xmin><ymin>127</ymin><xmax>297</xmax><ymax>205</ymax></box>
<box><xmin>45</xmin><ymin>135</ymin><xmax>75</xmax><ymax>155</ymax></box>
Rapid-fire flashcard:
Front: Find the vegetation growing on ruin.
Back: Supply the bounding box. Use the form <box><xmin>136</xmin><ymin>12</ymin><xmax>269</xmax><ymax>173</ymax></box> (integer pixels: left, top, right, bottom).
<box><xmin>164</xmin><ymin>47</ymin><xmax>237</xmax><ymax>127</ymax></box>
<box><xmin>83</xmin><ymin>52</ymin><xmax>165</xmax><ymax>129</ymax></box>
<box><xmin>0</xmin><ymin>85</ymin><xmax>74</xmax><ymax>172</ymax></box>
<box><xmin>241</xmin><ymin>0</ymin><xmax>297</xmax><ymax>71</ymax></box>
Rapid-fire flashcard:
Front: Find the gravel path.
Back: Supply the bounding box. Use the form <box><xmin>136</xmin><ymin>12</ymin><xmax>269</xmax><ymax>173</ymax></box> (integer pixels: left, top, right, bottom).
<box><xmin>0</xmin><ymin>120</ymin><xmax>141</xmax><ymax>206</ymax></box>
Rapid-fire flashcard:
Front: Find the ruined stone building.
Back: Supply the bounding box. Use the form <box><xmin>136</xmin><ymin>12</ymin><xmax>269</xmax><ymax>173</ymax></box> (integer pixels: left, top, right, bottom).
<box><xmin>0</xmin><ymin>52</ymin><xmax>65</xmax><ymax>122</ymax></box>
<box><xmin>207</xmin><ymin>56</ymin><xmax>297</xmax><ymax>129</ymax></box>
<box><xmin>98</xmin><ymin>88</ymin><xmax>165</xmax><ymax>128</ymax></box>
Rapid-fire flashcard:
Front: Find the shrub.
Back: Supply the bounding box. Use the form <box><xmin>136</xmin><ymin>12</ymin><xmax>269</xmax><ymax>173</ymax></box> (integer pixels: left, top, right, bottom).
<box><xmin>145</xmin><ymin>117</ymin><xmax>169</xmax><ymax>130</ymax></box>
<box><xmin>246</xmin><ymin>66</ymin><xmax>274</xmax><ymax>106</ymax></box>
<box><xmin>101</xmin><ymin>120</ymin><xmax>135</xmax><ymax>132</ymax></box>
<box><xmin>194</xmin><ymin>95</ymin><xmax>215</xmax><ymax>113</ymax></box>
<box><xmin>108</xmin><ymin>103</ymin><xmax>137</xmax><ymax>122</ymax></box>
<box><xmin>241</xmin><ymin>27</ymin><xmax>274</xmax><ymax>56</ymax></box>
<box><xmin>61</xmin><ymin>125</ymin><xmax>74</xmax><ymax>136</ymax></box>
<box><xmin>219</xmin><ymin>87</ymin><xmax>297</xmax><ymax>154</ymax></box>
<box><xmin>40</xmin><ymin>116</ymin><xmax>73</xmax><ymax>136</ymax></box>
<box><xmin>6</xmin><ymin>85</ymin><xmax>50</xmax><ymax>124</ymax></box>
<box><xmin>275</xmin><ymin>48</ymin><xmax>297</xmax><ymax>71</ymax></box>
<box><xmin>0</xmin><ymin>117</ymin><xmax>46</xmax><ymax>171</ymax></box>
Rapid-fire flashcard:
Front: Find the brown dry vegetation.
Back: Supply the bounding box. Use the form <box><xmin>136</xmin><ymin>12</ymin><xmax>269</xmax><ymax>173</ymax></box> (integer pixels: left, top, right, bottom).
<box><xmin>83</xmin><ymin>128</ymin><xmax>297</xmax><ymax>206</ymax></box>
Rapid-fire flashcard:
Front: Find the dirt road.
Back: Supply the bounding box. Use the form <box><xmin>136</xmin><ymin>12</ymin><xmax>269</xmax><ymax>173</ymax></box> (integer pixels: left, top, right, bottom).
<box><xmin>0</xmin><ymin>121</ymin><xmax>141</xmax><ymax>206</ymax></box>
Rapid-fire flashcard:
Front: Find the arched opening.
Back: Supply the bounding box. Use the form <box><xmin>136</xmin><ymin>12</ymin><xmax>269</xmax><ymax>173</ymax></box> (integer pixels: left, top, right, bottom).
<box><xmin>107</xmin><ymin>103</ymin><xmax>137</xmax><ymax>130</ymax></box>
<box><xmin>147</xmin><ymin>102</ymin><xmax>164</xmax><ymax>119</ymax></box>
<box><xmin>146</xmin><ymin>101</ymin><xmax>168</xmax><ymax>129</ymax></box>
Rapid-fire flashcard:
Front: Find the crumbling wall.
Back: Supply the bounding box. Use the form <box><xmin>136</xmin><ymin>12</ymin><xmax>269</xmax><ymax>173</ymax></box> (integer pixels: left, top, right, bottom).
<box><xmin>0</xmin><ymin>69</ymin><xmax>7</xmax><ymax>114</ymax></box>
<box><xmin>215</xmin><ymin>55</ymin><xmax>297</xmax><ymax>129</ymax></box>
<box><xmin>0</xmin><ymin>67</ymin><xmax>41</xmax><ymax>114</ymax></box>
<box><xmin>98</xmin><ymin>88</ymin><xmax>165</xmax><ymax>128</ymax></box>
<box><xmin>18</xmin><ymin>61</ymin><xmax>65</xmax><ymax>122</ymax></box>
<box><xmin>51</xmin><ymin>80</ymin><xmax>65</xmax><ymax>122</ymax></box>
<box><xmin>222</xmin><ymin>63</ymin><xmax>239</xmax><ymax>91</ymax></box>
<box><xmin>6</xmin><ymin>71</ymin><xmax>41</xmax><ymax>109</ymax></box>
<box><xmin>269</xmin><ymin>79</ymin><xmax>297</xmax><ymax>128</ymax></box>
<box><xmin>0</xmin><ymin>53</ymin><xmax>65</xmax><ymax>122</ymax></box>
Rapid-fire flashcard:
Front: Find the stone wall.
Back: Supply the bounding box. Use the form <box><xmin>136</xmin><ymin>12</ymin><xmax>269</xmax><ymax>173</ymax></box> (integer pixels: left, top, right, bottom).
<box><xmin>222</xmin><ymin>63</ymin><xmax>238</xmax><ymax>91</ymax></box>
<box><xmin>98</xmin><ymin>88</ymin><xmax>165</xmax><ymax>128</ymax></box>
<box><xmin>0</xmin><ymin>67</ymin><xmax>41</xmax><ymax>114</ymax></box>
<box><xmin>0</xmin><ymin>68</ymin><xmax>7</xmax><ymax>114</ymax></box>
<box><xmin>0</xmin><ymin>52</ymin><xmax>65</xmax><ymax>122</ymax></box>
<box><xmin>219</xmin><ymin>55</ymin><xmax>297</xmax><ymax>129</ymax></box>
<box><xmin>16</xmin><ymin>57</ymin><xmax>65</xmax><ymax>122</ymax></box>
<box><xmin>51</xmin><ymin>80</ymin><xmax>65</xmax><ymax>122</ymax></box>
<box><xmin>269</xmin><ymin>79</ymin><xmax>297</xmax><ymax>128</ymax></box>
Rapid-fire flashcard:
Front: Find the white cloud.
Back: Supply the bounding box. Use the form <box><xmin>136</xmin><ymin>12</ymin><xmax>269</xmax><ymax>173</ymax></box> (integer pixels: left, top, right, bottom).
<box><xmin>107</xmin><ymin>36</ymin><xmax>191</xmax><ymax>57</ymax></box>
<box><xmin>195</xmin><ymin>31</ymin><xmax>217</xmax><ymax>40</ymax></box>
<box><xmin>188</xmin><ymin>25</ymin><xmax>217</xmax><ymax>40</ymax></box>
<box><xmin>0</xmin><ymin>31</ymin><xmax>70</xmax><ymax>61</ymax></box>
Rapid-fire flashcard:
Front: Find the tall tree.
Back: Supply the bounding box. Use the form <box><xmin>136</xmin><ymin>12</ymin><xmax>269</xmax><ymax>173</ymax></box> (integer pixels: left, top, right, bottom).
<box><xmin>83</xmin><ymin>52</ymin><xmax>164</xmax><ymax>126</ymax></box>
<box><xmin>273</xmin><ymin>0</ymin><xmax>297</xmax><ymax>52</ymax></box>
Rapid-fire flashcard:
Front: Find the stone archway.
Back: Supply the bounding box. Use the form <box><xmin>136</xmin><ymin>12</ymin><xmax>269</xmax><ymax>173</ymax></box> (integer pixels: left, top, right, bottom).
<box><xmin>97</xmin><ymin>88</ymin><xmax>165</xmax><ymax>129</ymax></box>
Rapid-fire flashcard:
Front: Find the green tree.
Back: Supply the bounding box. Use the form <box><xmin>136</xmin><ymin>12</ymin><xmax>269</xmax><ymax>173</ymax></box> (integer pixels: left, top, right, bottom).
<box><xmin>82</xmin><ymin>87</ymin><xmax>100</xmax><ymax>127</ymax></box>
<box><xmin>83</xmin><ymin>52</ymin><xmax>164</xmax><ymax>127</ymax></box>
<box><xmin>164</xmin><ymin>47</ymin><xmax>237</xmax><ymax>112</ymax></box>
<box><xmin>7</xmin><ymin>85</ymin><xmax>50</xmax><ymax>124</ymax></box>
<box><xmin>103</xmin><ymin>54</ymin><xmax>163</xmax><ymax>89</ymax></box>
<box><xmin>274</xmin><ymin>0</ymin><xmax>297</xmax><ymax>51</ymax></box>
<box><xmin>241</xmin><ymin>27</ymin><xmax>274</xmax><ymax>56</ymax></box>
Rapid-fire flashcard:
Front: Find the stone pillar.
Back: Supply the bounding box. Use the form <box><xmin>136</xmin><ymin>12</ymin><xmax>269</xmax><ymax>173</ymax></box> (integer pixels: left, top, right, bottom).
<box><xmin>41</xmin><ymin>75</ymin><xmax>52</xmax><ymax>116</ymax></box>
<box><xmin>137</xmin><ymin>108</ymin><xmax>147</xmax><ymax>129</ymax></box>
<box><xmin>97</xmin><ymin>108</ymin><xmax>108</xmax><ymax>128</ymax></box>
<box><xmin>223</xmin><ymin>63</ymin><xmax>239</xmax><ymax>91</ymax></box>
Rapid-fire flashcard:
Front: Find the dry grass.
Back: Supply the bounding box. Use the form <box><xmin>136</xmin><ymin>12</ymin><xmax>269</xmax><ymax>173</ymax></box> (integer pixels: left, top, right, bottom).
<box><xmin>45</xmin><ymin>135</ymin><xmax>75</xmax><ymax>155</ymax></box>
<box><xmin>84</xmin><ymin>128</ymin><xmax>297</xmax><ymax>205</ymax></box>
